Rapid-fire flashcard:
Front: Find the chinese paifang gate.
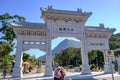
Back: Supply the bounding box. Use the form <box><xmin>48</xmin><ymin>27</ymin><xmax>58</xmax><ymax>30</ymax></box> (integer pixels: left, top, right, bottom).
<box><xmin>10</xmin><ymin>6</ymin><xmax>115</xmax><ymax>78</ymax></box>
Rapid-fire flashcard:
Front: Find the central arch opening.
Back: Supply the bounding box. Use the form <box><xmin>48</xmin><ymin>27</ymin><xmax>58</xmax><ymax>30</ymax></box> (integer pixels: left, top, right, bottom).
<box><xmin>51</xmin><ymin>37</ymin><xmax>81</xmax><ymax>70</ymax></box>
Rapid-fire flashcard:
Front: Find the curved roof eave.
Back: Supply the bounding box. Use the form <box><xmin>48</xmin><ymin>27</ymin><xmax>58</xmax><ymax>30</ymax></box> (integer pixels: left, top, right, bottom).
<box><xmin>86</xmin><ymin>26</ymin><xmax>116</xmax><ymax>33</ymax></box>
<box><xmin>10</xmin><ymin>22</ymin><xmax>46</xmax><ymax>29</ymax></box>
<box><xmin>40</xmin><ymin>7</ymin><xmax>92</xmax><ymax>18</ymax></box>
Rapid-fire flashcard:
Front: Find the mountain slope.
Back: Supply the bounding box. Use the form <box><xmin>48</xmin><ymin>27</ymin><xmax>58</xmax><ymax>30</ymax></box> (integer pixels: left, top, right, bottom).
<box><xmin>38</xmin><ymin>39</ymin><xmax>80</xmax><ymax>61</ymax></box>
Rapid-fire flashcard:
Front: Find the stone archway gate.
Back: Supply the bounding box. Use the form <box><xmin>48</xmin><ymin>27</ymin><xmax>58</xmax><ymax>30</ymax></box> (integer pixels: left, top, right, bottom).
<box><xmin>10</xmin><ymin>6</ymin><xmax>115</xmax><ymax>78</ymax></box>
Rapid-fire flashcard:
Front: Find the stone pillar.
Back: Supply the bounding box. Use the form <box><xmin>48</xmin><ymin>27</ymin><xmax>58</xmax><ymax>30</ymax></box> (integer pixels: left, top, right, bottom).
<box><xmin>103</xmin><ymin>52</ymin><xmax>111</xmax><ymax>73</ymax></box>
<box><xmin>44</xmin><ymin>28</ymin><xmax>53</xmax><ymax>76</ymax></box>
<box><xmin>12</xmin><ymin>37</ymin><xmax>23</xmax><ymax>78</ymax></box>
<box><xmin>80</xmin><ymin>22</ymin><xmax>91</xmax><ymax>74</ymax></box>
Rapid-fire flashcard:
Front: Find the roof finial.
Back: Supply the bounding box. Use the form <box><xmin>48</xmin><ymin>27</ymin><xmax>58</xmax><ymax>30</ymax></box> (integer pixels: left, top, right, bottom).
<box><xmin>77</xmin><ymin>8</ymin><xmax>82</xmax><ymax>13</ymax></box>
<box><xmin>99</xmin><ymin>23</ymin><xmax>104</xmax><ymax>28</ymax></box>
<box><xmin>48</xmin><ymin>5</ymin><xmax>53</xmax><ymax>10</ymax></box>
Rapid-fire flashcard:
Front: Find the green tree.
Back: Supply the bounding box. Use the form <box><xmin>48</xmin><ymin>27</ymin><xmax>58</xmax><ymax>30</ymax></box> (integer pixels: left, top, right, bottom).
<box><xmin>0</xmin><ymin>42</ymin><xmax>14</xmax><ymax>69</ymax></box>
<box><xmin>109</xmin><ymin>33</ymin><xmax>120</xmax><ymax>49</ymax></box>
<box><xmin>29</xmin><ymin>56</ymin><xmax>37</xmax><ymax>68</ymax></box>
<box><xmin>96</xmin><ymin>50</ymin><xmax>104</xmax><ymax>68</ymax></box>
<box><xmin>22</xmin><ymin>53</ymin><xmax>37</xmax><ymax>73</ymax></box>
<box><xmin>0</xmin><ymin>42</ymin><xmax>13</xmax><ymax>56</ymax></box>
<box><xmin>23</xmin><ymin>53</ymin><xmax>30</xmax><ymax>62</ymax></box>
<box><xmin>23</xmin><ymin>53</ymin><xmax>37</xmax><ymax>68</ymax></box>
<box><xmin>0</xmin><ymin>13</ymin><xmax>25</xmax><ymax>44</ymax></box>
<box><xmin>88</xmin><ymin>50</ymin><xmax>104</xmax><ymax>70</ymax></box>
<box><xmin>0</xmin><ymin>13</ymin><xmax>25</xmax><ymax>71</ymax></box>
<box><xmin>70</xmin><ymin>48</ymin><xmax>81</xmax><ymax>66</ymax></box>
<box><xmin>54</xmin><ymin>47</ymin><xmax>81</xmax><ymax>67</ymax></box>
<box><xmin>54</xmin><ymin>47</ymin><xmax>104</xmax><ymax>69</ymax></box>
<box><xmin>88</xmin><ymin>50</ymin><xmax>97</xmax><ymax>63</ymax></box>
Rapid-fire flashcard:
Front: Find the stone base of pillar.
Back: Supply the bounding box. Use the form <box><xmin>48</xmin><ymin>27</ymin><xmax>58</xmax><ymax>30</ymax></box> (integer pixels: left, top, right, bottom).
<box><xmin>81</xmin><ymin>65</ymin><xmax>91</xmax><ymax>75</ymax></box>
<box><xmin>12</xmin><ymin>67</ymin><xmax>23</xmax><ymax>78</ymax></box>
<box><xmin>44</xmin><ymin>66</ymin><xmax>53</xmax><ymax>77</ymax></box>
<box><xmin>104</xmin><ymin>63</ymin><xmax>115</xmax><ymax>74</ymax></box>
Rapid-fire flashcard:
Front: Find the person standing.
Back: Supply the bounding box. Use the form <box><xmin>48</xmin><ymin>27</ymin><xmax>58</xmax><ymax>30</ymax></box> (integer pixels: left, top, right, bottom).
<box><xmin>60</xmin><ymin>67</ymin><xmax>66</xmax><ymax>80</ymax></box>
<box><xmin>54</xmin><ymin>67</ymin><xmax>61</xmax><ymax>80</ymax></box>
<box><xmin>3</xmin><ymin>68</ymin><xmax>7</xmax><ymax>79</ymax></box>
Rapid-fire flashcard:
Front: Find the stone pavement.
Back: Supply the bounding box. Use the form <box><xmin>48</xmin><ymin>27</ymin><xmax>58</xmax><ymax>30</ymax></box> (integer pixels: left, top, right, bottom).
<box><xmin>0</xmin><ymin>71</ymin><xmax>120</xmax><ymax>80</ymax></box>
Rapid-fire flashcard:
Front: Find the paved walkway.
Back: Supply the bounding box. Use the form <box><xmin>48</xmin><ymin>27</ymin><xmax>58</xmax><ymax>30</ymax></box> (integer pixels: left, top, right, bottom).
<box><xmin>0</xmin><ymin>71</ymin><xmax>120</xmax><ymax>80</ymax></box>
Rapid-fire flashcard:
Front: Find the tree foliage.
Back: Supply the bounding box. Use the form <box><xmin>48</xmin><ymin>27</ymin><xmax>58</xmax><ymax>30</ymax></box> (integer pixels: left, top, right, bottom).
<box><xmin>0</xmin><ymin>42</ymin><xmax>14</xmax><ymax>69</ymax></box>
<box><xmin>109</xmin><ymin>33</ymin><xmax>120</xmax><ymax>49</ymax></box>
<box><xmin>0</xmin><ymin>42</ymin><xmax>13</xmax><ymax>55</ymax></box>
<box><xmin>0</xmin><ymin>13</ymin><xmax>25</xmax><ymax>44</ymax></box>
<box><xmin>54</xmin><ymin>47</ymin><xmax>81</xmax><ymax>67</ymax></box>
<box><xmin>0</xmin><ymin>13</ymin><xmax>25</xmax><ymax>69</ymax></box>
<box><xmin>88</xmin><ymin>50</ymin><xmax>104</xmax><ymax>70</ymax></box>
<box><xmin>54</xmin><ymin>47</ymin><xmax>104</xmax><ymax>69</ymax></box>
<box><xmin>23</xmin><ymin>53</ymin><xmax>37</xmax><ymax>68</ymax></box>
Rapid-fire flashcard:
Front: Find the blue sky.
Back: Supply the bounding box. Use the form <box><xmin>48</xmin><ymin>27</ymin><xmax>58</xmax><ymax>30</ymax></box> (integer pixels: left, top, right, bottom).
<box><xmin>0</xmin><ymin>0</ymin><xmax>120</xmax><ymax>58</ymax></box>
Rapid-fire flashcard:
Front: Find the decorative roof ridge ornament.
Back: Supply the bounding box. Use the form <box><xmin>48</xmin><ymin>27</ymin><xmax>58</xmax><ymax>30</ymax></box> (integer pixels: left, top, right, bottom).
<box><xmin>98</xmin><ymin>23</ymin><xmax>116</xmax><ymax>32</ymax></box>
<box><xmin>77</xmin><ymin>8</ymin><xmax>92</xmax><ymax>16</ymax></box>
<box><xmin>48</xmin><ymin>5</ymin><xmax>53</xmax><ymax>11</ymax></box>
<box><xmin>85</xmin><ymin>12</ymin><xmax>92</xmax><ymax>16</ymax></box>
<box><xmin>77</xmin><ymin>8</ymin><xmax>82</xmax><ymax>13</ymax></box>
<box><xmin>99</xmin><ymin>23</ymin><xmax>104</xmax><ymax>28</ymax></box>
<box><xmin>40</xmin><ymin>5</ymin><xmax>53</xmax><ymax>12</ymax></box>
